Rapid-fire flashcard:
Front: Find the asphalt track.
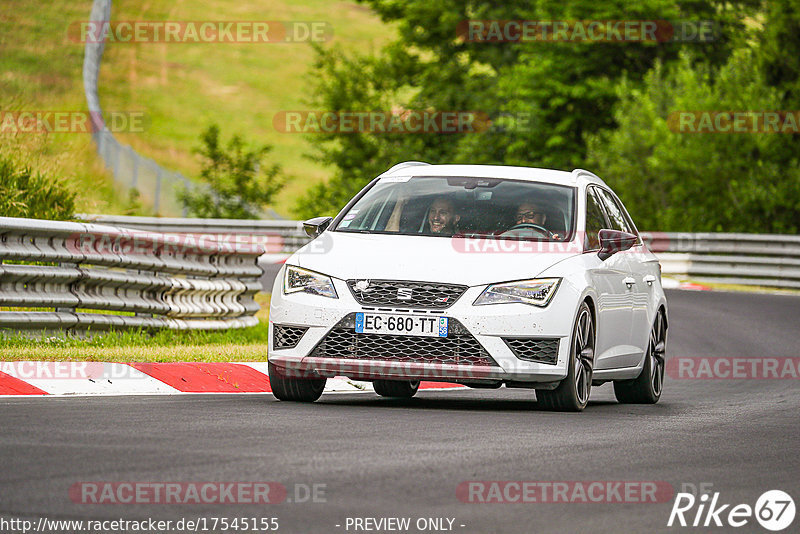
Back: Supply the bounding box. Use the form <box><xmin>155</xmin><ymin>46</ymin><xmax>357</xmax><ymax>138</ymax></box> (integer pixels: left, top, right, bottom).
<box><xmin>1</xmin><ymin>289</ymin><xmax>799</xmax><ymax>533</ymax></box>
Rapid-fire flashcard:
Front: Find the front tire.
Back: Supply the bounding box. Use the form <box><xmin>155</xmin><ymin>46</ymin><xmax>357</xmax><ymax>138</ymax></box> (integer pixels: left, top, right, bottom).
<box><xmin>537</xmin><ymin>302</ymin><xmax>594</xmax><ymax>412</ymax></box>
<box><xmin>268</xmin><ymin>362</ymin><xmax>326</xmax><ymax>402</ymax></box>
<box><xmin>614</xmin><ymin>310</ymin><xmax>666</xmax><ymax>404</ymax></box>
<box><xmin>373</xmin><ymin>380</ymin><xmax>420</xmax><ymax>398</ymax></box>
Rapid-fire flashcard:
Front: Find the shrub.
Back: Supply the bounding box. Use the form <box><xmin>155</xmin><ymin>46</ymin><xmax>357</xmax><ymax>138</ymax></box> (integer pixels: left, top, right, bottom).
<box><xmin>0</xmin><ymin>152</ymin><xmax>75</xmax><ymax>220</ymax></box>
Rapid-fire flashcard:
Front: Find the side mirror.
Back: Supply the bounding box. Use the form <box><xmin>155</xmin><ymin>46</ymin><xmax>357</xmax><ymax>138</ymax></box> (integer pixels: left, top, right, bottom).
<box><xmin>303</xmin><ymin>216</ymin><xmax>333</xmax><ymax>238</ymax></box>
<box><xmin>597</xmin><ymin>229</ymin><xmax>637</xmax><ymax>260</ymax></box>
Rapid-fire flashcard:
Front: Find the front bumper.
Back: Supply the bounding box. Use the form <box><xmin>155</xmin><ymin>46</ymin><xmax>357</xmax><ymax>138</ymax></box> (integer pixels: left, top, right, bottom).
<box><xmin>269</xmin><ymin>272</ymin><xmax>578</xmax><ymax>385</ymax></box>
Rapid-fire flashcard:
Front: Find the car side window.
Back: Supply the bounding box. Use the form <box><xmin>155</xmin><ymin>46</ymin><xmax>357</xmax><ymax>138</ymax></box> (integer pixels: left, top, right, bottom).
<box><xmin>612</xmin><ymin>193</ymin><xmax>639</xmax><ymax>236</ymax></box>
<box><xmin>595</xmin><ymin>188</ymin><xmax>634</xmax><ymax>234</ymax></box>
<box><xmin>584</xmin><ymin>187</ymin><xmax>607</xmax><ymax>250</ymax></box>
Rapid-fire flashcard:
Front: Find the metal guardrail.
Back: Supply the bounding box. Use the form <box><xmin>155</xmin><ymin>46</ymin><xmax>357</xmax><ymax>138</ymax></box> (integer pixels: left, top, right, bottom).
<box><xmin>77</xmin><ymin>215</ymin><xmax>310</xmax><ymax>256</ymax></box>
<box><xmin>641</xmin><ymin>232</ymin><xmax>800</xmax><ymax>289</ymax></box>
<box><xmin>0</xmin><ymin>217</ymin><xmax>265</xmax><ymax>332</ymax></box>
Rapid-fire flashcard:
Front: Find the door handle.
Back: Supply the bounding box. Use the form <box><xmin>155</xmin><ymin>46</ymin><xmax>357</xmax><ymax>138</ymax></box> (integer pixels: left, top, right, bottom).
<box><xmin>643</xmin><ymin>274</ymin><xmax>656</xmax><ymax>286</ymax></box>
<box><xmin>623</xmin><ymin>277</ymin><xmax>635</xmax><ymax>288</ymax></box>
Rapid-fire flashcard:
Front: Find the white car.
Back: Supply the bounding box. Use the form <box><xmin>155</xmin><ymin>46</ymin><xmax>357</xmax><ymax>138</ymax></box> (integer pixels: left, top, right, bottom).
<box><xmin>268</xmin><ymin>162</ymin><xmax>667</xmax><ymax>411</ymax></box>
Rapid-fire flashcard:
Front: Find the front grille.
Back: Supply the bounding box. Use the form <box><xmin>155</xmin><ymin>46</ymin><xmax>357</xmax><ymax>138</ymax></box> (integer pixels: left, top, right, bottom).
<box><xmin>503</xmin><ymin>337</ymin><xmax>560</xmax><ymax>365</ymax></box>
<box><xmin>311</xmin><ymin>314</ymin><xmax>498</xmax><ymax>367</ymax></box>
<box><xmin>273</xmin><ymin>324</ymin><xmax>308</xmax><ymax>349</ymax></box>
<box><xmin>346</xmin><ymin>279</ymin><xmax>467</xmax><ymax>309</ymax></box>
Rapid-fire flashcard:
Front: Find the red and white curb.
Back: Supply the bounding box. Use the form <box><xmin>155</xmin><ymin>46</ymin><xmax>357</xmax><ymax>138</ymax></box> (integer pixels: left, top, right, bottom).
<box><xmin>661</xmin><ymin>277</ymin><xmax>712</xmax><ymax>291</ymax></box>
<box><xmin>0</xmin><ymin>361</ymin><xmax>465</xmax><ymax>397</ymax></box>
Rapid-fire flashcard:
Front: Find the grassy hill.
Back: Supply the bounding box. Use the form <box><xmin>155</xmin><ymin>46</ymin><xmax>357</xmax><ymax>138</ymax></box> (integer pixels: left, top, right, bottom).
<box><xmin>0</xmin><ymin>0</ymin><xmax>392</xmax><ymax>217</ymax></box>
<box><xmin>1</xmin><ymin>0</ymin><xmax>129</xmax><ymax>215</ymax></box>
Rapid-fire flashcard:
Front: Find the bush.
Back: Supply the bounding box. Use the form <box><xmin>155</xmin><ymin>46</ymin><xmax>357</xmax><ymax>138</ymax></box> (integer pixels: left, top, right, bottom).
<box><xmin>179</xmin><ymin>125</ymin><xmax>286</xmax><ymax>219</ymax></box>
<box><xmin>0</xmin><ymin>152</ymin><xmax>75</xmax><ymax>220</ymax></box>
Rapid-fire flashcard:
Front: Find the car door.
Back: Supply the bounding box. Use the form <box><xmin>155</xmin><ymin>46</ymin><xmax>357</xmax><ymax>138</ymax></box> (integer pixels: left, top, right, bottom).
<box><xmin>594</xmin><ymin>187</ymin><xmax>647</xmax><ymax>367</ymax></box>
<box><xmin>597</xmin><ymin>188</ymin><xmax>653</xmax><ymax>358</ymax></box>
<box><xmin>584</xmin><ymin>186</ymin><xmax>635</xmax><ymax>371</ymax></box>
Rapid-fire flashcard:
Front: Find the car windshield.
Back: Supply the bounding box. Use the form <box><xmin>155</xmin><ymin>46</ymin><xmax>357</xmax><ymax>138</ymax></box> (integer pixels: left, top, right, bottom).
<box><xmin>334</xmin><ymin>176</ymin><xmax>575</xmax><ymax>241</ymax></box>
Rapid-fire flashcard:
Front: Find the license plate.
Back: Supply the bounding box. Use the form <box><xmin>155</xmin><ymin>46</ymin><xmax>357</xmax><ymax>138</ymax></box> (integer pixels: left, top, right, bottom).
<box><xmin>355</xmin><ymin>312</ymin><xmax>448</xmax><ymax>337</ymax></box>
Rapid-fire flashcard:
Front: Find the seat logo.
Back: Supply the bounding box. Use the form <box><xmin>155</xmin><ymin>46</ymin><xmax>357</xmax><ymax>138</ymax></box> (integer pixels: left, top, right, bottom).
<box><xmin>397</xmin><ymin>288</ymin><xmax>413</xmax><ymax>300</ymax></box>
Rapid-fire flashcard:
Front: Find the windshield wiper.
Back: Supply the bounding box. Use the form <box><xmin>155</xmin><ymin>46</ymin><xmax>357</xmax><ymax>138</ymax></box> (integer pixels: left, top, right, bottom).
<box><xmin>337</xmin><ymin>228</ymin><xmax>373</xmax><ymax>234</ymax></box>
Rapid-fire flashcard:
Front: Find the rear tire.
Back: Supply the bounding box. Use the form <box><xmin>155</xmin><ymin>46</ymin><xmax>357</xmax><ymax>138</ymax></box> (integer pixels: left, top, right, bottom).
<box><xmin>614</xmin><ymin>310</ymin><xmax>666</xmax><ymax>404</ymax></box>
<box><xmin>537</xmin><ymin>302</ymin><xmax>594</xmax><ymax>412</ymax></box>
<box><xmin>268</xmin><ymin>362</ymin><xmax>326</xmax><ymax>402</ymax></box>
<box><xmin>373</xmin><ymin>380</ymin><xmax>420</xmax><ymax>398</ymax></box>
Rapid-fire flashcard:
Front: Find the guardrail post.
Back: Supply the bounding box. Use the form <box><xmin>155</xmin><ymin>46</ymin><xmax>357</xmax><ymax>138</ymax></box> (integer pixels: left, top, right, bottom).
<box><xmin>55</xmin><ymin>261</ymin><xmax>79</xmax><ymax>316</ymax></box>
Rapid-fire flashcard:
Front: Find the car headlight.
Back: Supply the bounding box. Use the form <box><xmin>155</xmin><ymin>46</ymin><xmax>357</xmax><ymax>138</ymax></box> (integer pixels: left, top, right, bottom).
<box><xmin>473</xmin><ymin>278</ymin><xmax>561</xmax><ymax>307</ymax></box>
<box><xmin>283</xmin><ymin>265</ymin><xmax>338</xmax><ymax>299</ymax></box>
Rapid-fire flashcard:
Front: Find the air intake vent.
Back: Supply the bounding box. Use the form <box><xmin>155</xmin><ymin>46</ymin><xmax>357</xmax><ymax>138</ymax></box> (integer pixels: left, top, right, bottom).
<box><xmin>273</xmin><ymin>324</ymin><xmax>308</xmax><ymax>349</ymax></box>
<box><xmin>502</xmin><ymin>338</ymin><xmax>560</xmax><ymax>365</ymax></box>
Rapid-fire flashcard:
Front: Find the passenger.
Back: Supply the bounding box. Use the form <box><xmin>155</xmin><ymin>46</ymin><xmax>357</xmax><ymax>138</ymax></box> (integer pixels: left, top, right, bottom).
<box><xmin>426</xmin><ymin>197</ymin><xmax>460</xmax><ymax>234</ymax></box>
<box><xmin>385</xmin><ymin>195</ymin><xmax>460</xmax><ymax>234</ymax></box>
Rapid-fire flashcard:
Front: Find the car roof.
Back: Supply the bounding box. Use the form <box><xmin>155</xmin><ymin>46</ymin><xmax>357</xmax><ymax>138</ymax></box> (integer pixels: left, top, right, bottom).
<box><xmin>380</xmin><ymin>162</ymin><xmax>608</xmax><ymax>188</ymax></box>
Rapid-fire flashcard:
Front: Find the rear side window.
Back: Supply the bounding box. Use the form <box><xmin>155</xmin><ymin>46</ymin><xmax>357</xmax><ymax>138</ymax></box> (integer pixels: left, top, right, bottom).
<box><xmin>595</xmin><ymin>188</ymin><xmax>635</xmax><ymax>235</ymax></box>
<box><xmin>584</xmin><ymin>187</ymin><xmax>607</xmax><ymax>250</ymax></box>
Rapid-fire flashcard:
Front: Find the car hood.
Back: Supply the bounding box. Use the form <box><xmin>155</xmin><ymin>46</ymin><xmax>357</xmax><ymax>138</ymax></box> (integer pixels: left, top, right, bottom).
<box><xmin>291</xmin><ymin>232</ymin><xmax>581</xmax><ymax>286</ymax></box>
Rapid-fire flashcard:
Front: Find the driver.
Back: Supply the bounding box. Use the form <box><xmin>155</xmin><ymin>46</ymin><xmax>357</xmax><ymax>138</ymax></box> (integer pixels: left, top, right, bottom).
<box><xmin>514</xmin><ymin>201</ymin><xmax>547</xmax><ymax>228</ymax></box>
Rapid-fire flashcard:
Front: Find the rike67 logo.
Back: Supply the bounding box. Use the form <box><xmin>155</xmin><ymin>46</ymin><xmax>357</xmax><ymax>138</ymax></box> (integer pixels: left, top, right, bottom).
<box><xmin>668</xmin><ymin>489</ymin><xmax>795</xmax><ymax>531</ymax></box>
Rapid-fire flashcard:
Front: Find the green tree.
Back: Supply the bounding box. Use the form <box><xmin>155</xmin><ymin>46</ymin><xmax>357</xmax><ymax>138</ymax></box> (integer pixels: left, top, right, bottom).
<box><xmin>295</xmin><ymin>0</ymin><xmax>758</xmax><ymax>218</ymax></box>
<box><xmin>759</xmin><ymin>0</ymin><xmax>800</xmax><ymax>107</ymax></box>
<box><xmin>294</xmin><ymin>46</ymin><xmax>408</xmax><ymax>218</ymax></box>
<box><xmin>489</xmin><ymin>0</ymin><xmax>754</xmax><ymax>169</ymax></box>
<box><xmin>756</xmin><ymin>0</ymin><xmax>800</xmax><ymax>167</ymax></box>
<box><xmin>179</xmin><ymin>125</ymin><xmax>286</xmax><ymax>219</ymax></box>
<box><xmin>587</xmin><ymin>49</ymin><xmax>800</xmax><ymax>233</ymax></box>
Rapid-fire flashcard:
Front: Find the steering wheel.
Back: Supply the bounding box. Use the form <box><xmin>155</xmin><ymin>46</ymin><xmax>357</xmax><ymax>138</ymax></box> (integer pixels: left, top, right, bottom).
<box><xmin>501</xmin><ymin>223</ymin><xmax>553</xmax><ymax>237</ymax></box>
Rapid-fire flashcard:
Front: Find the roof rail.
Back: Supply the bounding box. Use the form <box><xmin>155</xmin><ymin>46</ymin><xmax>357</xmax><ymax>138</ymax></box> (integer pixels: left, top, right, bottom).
<box><xmin>572</xmin><ymin>168</ymin><xmax>609</xmax><ymax>187</ymax></box>
<box><xmin>379</xmin><ymin>161</ymin><xmax>430</xmax><ymax>176</ymax></box>
<box><xmin>571</xmin><ymin>168</ymin><xmax>596</xmax><ymax>178</ymax></box>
